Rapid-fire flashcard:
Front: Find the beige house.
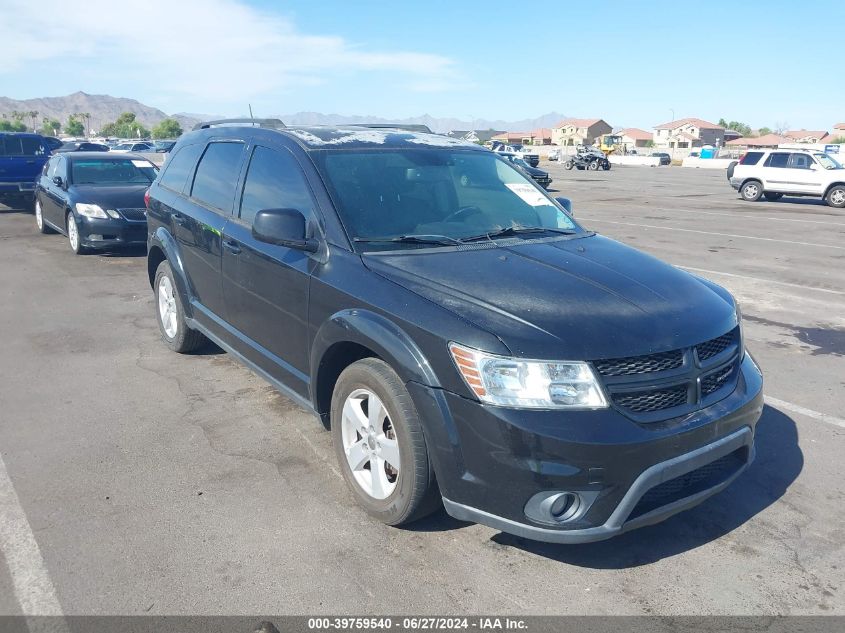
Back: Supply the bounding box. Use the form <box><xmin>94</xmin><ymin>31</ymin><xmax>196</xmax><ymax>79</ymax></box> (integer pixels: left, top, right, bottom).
<box><xmin>552</xmin><ymin>118</ymin><xmax>612</xmax><ymax>146</ymax></box>
<box><xmin>785</xmin><ymin>129</ymin><xmax>829</xmax><ymax>143</ymax></box>
<box><xmin>834</xmin><ymin>123</ymin><xmax>845</xmax><ymax>141</ymax></box>
<box><xmin>652</xmin><ymin>117</ymin><xmax>725</xmax><ymax>149</ymax></box>
<box><xmin>618</xmin><ymin>127</ymin><xmax>652</xmax><ymax>148</ymax></box>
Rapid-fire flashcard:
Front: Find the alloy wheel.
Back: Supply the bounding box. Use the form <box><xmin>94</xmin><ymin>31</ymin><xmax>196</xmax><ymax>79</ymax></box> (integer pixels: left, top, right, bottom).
<box><xmin>831</xmin><ymin>189</ymin><xmax>845</xmax><ymax>206</ymax></box>
<box><xmin>340</xmin><ymin>388</ymin><xmax>400</xmax><ymax>500</ymax></box>
<box><xmin>35</xmin><ymin>201</ymin><xmax>43</xmax><ymax>229</ymax></box>
<box><xmin>157</xmin><ymin>275</ymin><xmax>178</xmax><ymax>339</ymax></box>
<box><xmin>68</xmin><ymin>216</ymin><xmax>79</xmax><ymax>251</ymax></box>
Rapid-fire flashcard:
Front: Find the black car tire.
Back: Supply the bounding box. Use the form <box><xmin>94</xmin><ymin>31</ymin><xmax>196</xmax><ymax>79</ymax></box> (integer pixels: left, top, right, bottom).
<box><xmin>563</xmin><ymin>159</ymin><xmax>574</xmax><ymax>170</ymax></box>
<box><xmin>825</xmin><ymin>185</ymin><xmax>845</xmax><ymax>208</ymax></box>
<box><xmin>589</xmin><ymin>160</ymin><xmax>599</xmax><ymax>170</ymax></box>
<box><xmin>34</xmin><ymin>199</ymin><xmax>53</xmax><ymax>234</ymax></box>
<box><xmin>603</xmin><ymin>162</ymin><xmax>611</xmax><ymax>171</ymax></box>
<box><xmin>764</xmin><ymin>192</ymin><xmax>784</xmax><ymax>202</ymax></box>
<box><xmin>331</xmin><ymin>358</ymin><xmax>440</xmax><ymax>526</ymax></box>
<box><xmin>740</xmin><ymin>180</ymin><xmax>763</xmax><ymax>202</ymax></box>
<box><xmin>66</xmin><ymin>211</ymin><xmax>87</xmax><ymax>254</ymax></box>
<box><xmin>154</xmin><ymin>260</ymin><xmax>206</xmax><ymax>353</ymax></box>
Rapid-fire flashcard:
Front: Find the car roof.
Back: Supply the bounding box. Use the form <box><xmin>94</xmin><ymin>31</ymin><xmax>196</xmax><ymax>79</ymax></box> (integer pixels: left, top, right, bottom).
<box><xmin>181</xmin><ymin>124</ymin><xmax>484</xmax><ymax>152</ymax></box>
<box><xmin>63</xmin><ymin>152</ymin><xmax>150</xmax><ymax>160</ymax></box>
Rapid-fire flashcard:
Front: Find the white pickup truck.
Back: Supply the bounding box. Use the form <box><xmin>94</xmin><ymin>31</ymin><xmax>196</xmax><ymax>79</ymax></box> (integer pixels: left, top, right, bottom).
<box><xmin>490</xmin><ymin>142</ymin><xmax>540</xmax><ymax>167</ymax></box>
<box><xmin>728</xmin><ymin>148</ymin><xmax>845</xmax><ymax>207</ymax></box>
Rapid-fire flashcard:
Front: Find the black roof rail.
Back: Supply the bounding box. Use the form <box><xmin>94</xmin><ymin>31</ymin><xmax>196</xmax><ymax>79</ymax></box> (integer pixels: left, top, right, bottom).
<box><xmin>346</xmin><ymin>123</ymin><xmax>433</xmax><ymax>134</ymax></box>
<box><xmin>192</xmin><ymin>118</ymin><xmax>286</xmax><ymax>131</ymax></box>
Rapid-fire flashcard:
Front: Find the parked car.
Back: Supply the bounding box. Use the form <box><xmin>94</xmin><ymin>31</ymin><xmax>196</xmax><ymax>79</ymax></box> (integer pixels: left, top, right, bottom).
<box><xmin>651</xmin><ymin>152</ymin><xmax>672</xmax><ymax>166</ymax></box>
<box><xmin>34</xmin><ymin>152</ymin><xmax>157</xmax><ymax>253</ymax></box>
<box><xmin>727</xmin><ymin>149</ymin><xmax>845</xmax><ymax>207</ymax></box>
<box><xmin>54</xmin><ymin>141</ymin><xmax>111</xmax><ymax>153</ymax></box>
<box><xmin>153</xmin><ymin>140</ymin><xmax>177</xmax><ymax>153</ymax></box>
<box><xmin>498</xmin><ymin>151</ymin><xmax>552</xmax><ymax>188</ymax></box>
<box><xmin>491</xmin><ymin>142</ymin><xmax>540</xmax><ymax>167</ymax></box>
<box><xmin>146</xmin><ymin>122</ymin><xmax>763</xmax><ymax>544</ymax></box>
<box><xmin>111</xmin><ymin>142</ymin><xmax>155</xmax><ymax>153</ymax></box>
<box><xmin>0</xmin><ymin>132</ymin><xmax>50</xmax><ymax>210</ymax></box>
<box><xmin>43</xmin><ymin>136</ymin><xmax>64</xmax><ymax>153</ymax></box>
<box><xmin>547</xmin><ymin>148</ymin><xmax>562</xmax><ymax>161</ymax></box>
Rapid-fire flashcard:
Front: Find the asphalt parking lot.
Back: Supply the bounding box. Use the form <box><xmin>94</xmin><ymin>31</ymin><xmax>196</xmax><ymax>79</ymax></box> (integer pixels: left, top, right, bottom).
<box><xmin>0</xmin><ymin>164</ymin><xmax>843</xmax><ymax>617</ymax></box>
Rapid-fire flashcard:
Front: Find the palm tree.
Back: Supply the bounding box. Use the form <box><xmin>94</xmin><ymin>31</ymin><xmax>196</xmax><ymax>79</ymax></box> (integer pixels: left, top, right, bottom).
<box><xmin>29</xmin><ymin>110</ymin><xmax>39</xmax><ymax>132</ymax></box>
<box><xmin>75</xmin><ymin>112</ymin><xmax>92</xmax><ymax>138</ymax></box>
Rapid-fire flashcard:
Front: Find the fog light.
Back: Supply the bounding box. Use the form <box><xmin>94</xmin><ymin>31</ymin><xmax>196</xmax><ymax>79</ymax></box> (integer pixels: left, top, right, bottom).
<box><xmin>88</xmin><ymin>234</ymin><xmax>103</xmax><ymax>241</ymax></box>
<box><xmin>549</xmin><ymin>493</ymin><xmax>580</xmax><ymax>521</ymax></box>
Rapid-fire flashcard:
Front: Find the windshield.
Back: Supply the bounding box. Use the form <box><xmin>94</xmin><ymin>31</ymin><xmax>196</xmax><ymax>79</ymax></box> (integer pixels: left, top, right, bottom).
<box><xmin>815</xmin><ymin>153</ymin><xmax>842</xmax><ymax>170</ymax></box>
<box><xmin>70</xmin><ymin>158</ymin><xmax>157</xmax><ymax>185</ymax></box>
<box><xmin>315</xmin><ymin>149</ymin><xmax>582</xmax><ymax>250</ymax></box>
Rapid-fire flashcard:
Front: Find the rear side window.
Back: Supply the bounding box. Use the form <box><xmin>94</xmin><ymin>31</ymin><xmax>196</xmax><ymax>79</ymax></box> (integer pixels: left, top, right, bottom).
<box><xmin>158</xmin><ymin>143</ymin><xmax>204</xmax><ymax>193</ymax></box>
<box><xmin>1</xmin><ymin>136</ymin><xmax>45</xmax><ymax>156</ymax></box>
<box><xmin>239</xmin><ymin>146</ymin><xmax>315</xmax><ymax>225</ymax></box>
<box><xmin>739</xmin><ymin>151</ymin><xmax>763</xmax><ymax>165</ymax></box>
<box><xmin>190</xmin><ymin>142</ymin><xmax>245</xmax><ymax>212</ymax></box>
<box><xmin>764</xmin><ymin>152</ymin><xmax>789</xmax><ymax>168</ymax></box>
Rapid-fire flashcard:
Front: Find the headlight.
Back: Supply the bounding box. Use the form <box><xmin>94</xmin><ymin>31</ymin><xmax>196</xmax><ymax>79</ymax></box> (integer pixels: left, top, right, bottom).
<box><xmin>75</xmin><ymin>203</ymin><xmax>107</xmax><ymax>219</ymax></box>
<box><xmin>449</xmin><ymin>343</ymin><xmax>608</xmax><ymax>409</ymax></box>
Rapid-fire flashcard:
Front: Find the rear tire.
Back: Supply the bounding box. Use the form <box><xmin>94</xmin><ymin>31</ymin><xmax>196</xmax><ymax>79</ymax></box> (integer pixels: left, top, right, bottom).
<box><xmin>589</xmin><ymin>160</ymin><xmax>599</xmax><ymax>170</ymax></box>
<box><xmin>740</xmin><ymin>180</ymin><xmax>763</xmax><ymax>202</ymax></box>
<box><xmin>154</xmin><ymin>260</ymin><xmax>206</xmax><ymax>353</ymax></box>
<box><xmin>35</xmin><ymin>199</ymin><xmax>53</xmax><ymax>234</ymax></box>
<box><xmin>603</xmin><ymin>161</ymin><xmax>611</xmax><ymax>171</ymax></box>
<box><xmin>331</xmin><ymin>358</ymin><xmax>440</xmax><ymax>526</ymax></box>
<box><xmin>564</xmin><ymin>159</ymin><xmax>574</xmax><ymax>170</ymax></box>
<box><xmin>825</xmin><ymin>185</ymin><xmax>845</xmax><ymax>208</ymax></box>
<box><xmin>764</xmin><ymin>192</ymin><xmax>783</xmax><ymax>202</ymax></box>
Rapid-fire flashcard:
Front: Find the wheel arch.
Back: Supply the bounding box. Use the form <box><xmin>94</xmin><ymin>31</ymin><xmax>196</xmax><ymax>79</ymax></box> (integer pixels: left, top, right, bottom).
<box><xmin>311</xmin><ymin>309</ymin><xmax>441</xmax><ymax>427</ymax></box>
<box><xmin>823</xmin><ymin>181</ymin><xmax>845</xmax><ymax>197</ymax></box>
<box><xmin>147</xmin><ymin>227</ymin><xmax>193</xmax><ymax>317</ymax></box>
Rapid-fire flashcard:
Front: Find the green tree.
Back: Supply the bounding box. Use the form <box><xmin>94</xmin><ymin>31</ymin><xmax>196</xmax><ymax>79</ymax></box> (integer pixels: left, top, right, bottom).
<box><xmin>758</xmin><ymin>127</ymin><xmax>772</xmax><ymax>136</ymax></box>
<box><xmin>64</xmin><ymin>115</ymin><xmax>84</xmax><ymax>136</ymax></box>
<box><xmin>0</xmin><ymin>119</ymin><xmax>27</xmax><ymax>132</ymax></box>
<box><xmin>151</xmin><ymin>118</ymin><xmax>183</xmax><ymax>139</ymax></box>
<box><xmin>99</xmin><ymin>111</ymin><xmax>150</xmax><ymax>138</ymax></box>
<box><xmin>831</xmin><ymin>136</ymin><xmax>845</xmax><ymax>144</ymax></box>
<box><xmin>719</xmin><ymin>118</ymin><xmax>752</xmax><ymax>136</ymax></box>
<box><xmin>40</xmin><ymin>117</ymin><xmax>61</xmax><ymax>137</ymax></box>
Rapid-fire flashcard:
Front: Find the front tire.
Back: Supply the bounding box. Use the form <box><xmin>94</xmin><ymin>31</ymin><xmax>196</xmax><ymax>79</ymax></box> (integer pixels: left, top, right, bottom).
<box><xmin>764</xmin><ymin>192</ymin><xmax>783</xmax><ymax>202</ymax></box>
<box><xmin>825</xmin><ymin>185</ymin><xmax>845</xmax><ymax>208</ymax></box>
<box><xmin>563</xmin><ymin>159</ymin><xmax>574</xmax><ymax>170</ymax></box>
<box><xmin>66</xmin><ymin>211</ymin><xmax>86</xmax><ymax>254</ymax></box>
<box><xmin>603</xmin><ymin>161</ymin><xmax>611</xmax><ymax>171</ymax></box>
<box><xmin>154</xmin><ymin>260</ymin><xmax>206</xmax><ymax>353</ymax></box>
<box><xmin>331</xmin><ymin>358</ymin><xmax>439</xmax><ymax>526</ymax></box>
<box><xmin>35</xmin><ymin>199</ymin><xmax>53</xmax><ymax>234</ymax></box>
<box><xmin>740</xmin><ymin>180</ymin><xmax>763</xmax><ymax>202</ymax></box>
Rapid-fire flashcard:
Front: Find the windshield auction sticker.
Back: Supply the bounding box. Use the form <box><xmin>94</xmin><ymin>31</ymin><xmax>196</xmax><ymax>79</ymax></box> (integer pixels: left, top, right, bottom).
<box><xmin>505</xmin><ymin>183</ymin><xmax>550</xmax><ymax>206</ymax></box>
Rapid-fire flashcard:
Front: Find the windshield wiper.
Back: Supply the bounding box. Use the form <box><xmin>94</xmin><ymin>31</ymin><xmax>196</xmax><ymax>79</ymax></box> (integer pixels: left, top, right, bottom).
<box><xmin>461</xmin><ymin>225</ymin><xmax>577</xmax><ymax>242</ymax></box>
<box><xmin>353</xmin><ymin>233</ymin><xmax>465</xmax><ymax>246</ymax></box>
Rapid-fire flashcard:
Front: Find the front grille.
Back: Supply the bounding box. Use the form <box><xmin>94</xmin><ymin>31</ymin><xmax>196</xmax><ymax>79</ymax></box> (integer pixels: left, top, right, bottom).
<box><xmin>612</xmin><ymin>385</ymin><xmax>688</xmax><ymax>413</ymax></box>
<box><xmin>702</xmin><ymin>365</ymin><xmax>734</xmax><ymax>396</ymax></box>
<box><xmin>595</xmin><ymin>327</ymin><xmax>741</xmax><ymax>420</ymax></box>
<box><xmin>627</xmin><ymin>448</ymin><xmax>748</xmax><ymax>520</ymax></box>
<box><xmin>594</xmin><ymin>350</ymin><xmax>683</xmax><ymax>377</ymax></box>
<box><xmin>119</xmin><ymin>208</ymin><xmax>147</xmax><ymax>222</ymax></box>
<box><xmin>696</xmin><ymin>331</ymin><xmax>734</xmax><ymax>361</ymax></box>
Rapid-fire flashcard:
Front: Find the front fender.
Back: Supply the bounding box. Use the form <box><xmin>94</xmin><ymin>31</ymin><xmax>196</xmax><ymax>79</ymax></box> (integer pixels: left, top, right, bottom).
<box><xmin>310</xmin><ymin>309</ymin><xmax>441</xmax><ymax>390</ymax></box>
<box><xmin>149</xmin><ymin>227</ymin><xmax>193</xmax><ymax>317</ymax></box>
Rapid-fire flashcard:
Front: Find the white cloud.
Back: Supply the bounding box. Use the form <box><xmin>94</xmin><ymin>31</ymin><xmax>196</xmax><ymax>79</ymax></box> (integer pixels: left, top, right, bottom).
<box><xmin>0</xmin><ymin>0</ymin><xmax>460</xmax><ymax>106</ymax></box>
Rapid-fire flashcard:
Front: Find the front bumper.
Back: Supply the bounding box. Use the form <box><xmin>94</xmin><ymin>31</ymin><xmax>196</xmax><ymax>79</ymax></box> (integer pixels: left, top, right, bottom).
<box><xmin>409</xmin><ymin>353</ymin><xmax>764</xmax><ymax>543</ymax></box>
<box><xmin>77</xmin><ymin>215</ymin><xmax>147</xmax><ymax>248</ymax></box>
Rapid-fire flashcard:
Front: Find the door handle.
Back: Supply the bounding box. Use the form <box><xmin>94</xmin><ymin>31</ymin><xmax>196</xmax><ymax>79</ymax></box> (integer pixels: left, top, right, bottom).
<box><xmin>222</xmin><ymin>239</ymin><xmax>242</xmax><ymax>254</ymax></box>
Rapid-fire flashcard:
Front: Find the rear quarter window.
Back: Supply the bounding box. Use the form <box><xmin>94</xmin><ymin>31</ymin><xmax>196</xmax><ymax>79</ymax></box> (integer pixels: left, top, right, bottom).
<box><xmin>158</xmin><ymin>143</ymin><xmax>204</xmax><ymax>194</ymax></box>
<box><xmin>739</xmin><ymin>151</ymin><xmax>763</xmax><ymax>165</ymax></box>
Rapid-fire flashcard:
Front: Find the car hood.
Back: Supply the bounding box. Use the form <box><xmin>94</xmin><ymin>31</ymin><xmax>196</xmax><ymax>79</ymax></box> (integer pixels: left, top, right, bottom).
<box><xmin>363</xmin><ymin>234</ymin><xmax>738</xmax><ymax>360</ymax></box>
<box><xmin>69</xmin><ymin>184</ymin><xmax>148</xmax><ymax>209</ymax></box>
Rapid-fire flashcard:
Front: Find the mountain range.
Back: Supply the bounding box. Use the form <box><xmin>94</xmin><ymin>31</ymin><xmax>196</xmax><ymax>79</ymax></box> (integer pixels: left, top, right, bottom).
<box><xmin>0</xmin><ymin>92</ymin><xmax>565</xmax><ymax>135</ymax></box>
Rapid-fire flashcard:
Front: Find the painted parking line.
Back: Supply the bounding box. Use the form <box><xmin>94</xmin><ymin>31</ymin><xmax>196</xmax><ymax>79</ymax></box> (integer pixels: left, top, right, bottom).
<box><xmin>587</xmin><ymin>205</ymin><xmax>845</xmax><ymax>228</ymax></box>
<box><xmin>679</xmin><ymin>266</ymin><xmax>845</xmax><ymax>297</ymax></box>
<box><xmin>580</xmin><ymin>218</ymin><xmax>845</xmax><ymax>251</ymax></box>
<box><xmin>0</xmin><ymin>452</ymin><xmax>68</xmax><ymax>631</ymax></box>
<box><xmin>765</xmin><ymin>396</ymin><xmax>845</xmax><ymax>430</ymax></box>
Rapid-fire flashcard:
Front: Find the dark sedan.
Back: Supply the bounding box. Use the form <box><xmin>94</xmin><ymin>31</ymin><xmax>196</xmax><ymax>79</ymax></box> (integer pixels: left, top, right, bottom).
<box><xmin>54</xmin><ymin>141</ymin><xmax>111</xmax><ymax>153</ymax></box>
<box><xmin>34</xmin><ymin>152</ymin><xmax>157</xmax><ymax>254</ymax></box>
<box><xmin>499</xmin><ymin>152</ymin><xmax>553</xmax><ymax>189</ymax></box>
<box><xmin>651</xmin><ymin>152</ymin><xmax>672</xmax><ymax>166</ymax></box>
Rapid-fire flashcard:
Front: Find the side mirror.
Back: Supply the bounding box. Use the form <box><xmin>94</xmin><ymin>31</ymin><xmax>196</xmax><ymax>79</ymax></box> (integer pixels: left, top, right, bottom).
<box><xmin>252</xmin><ymin>208</ymin><xmax>319</xmax><ymax>253</ymax></box>
<box><xmin>809</xmin><ymin>163</ymin><xmax>818</xmax><ymax>170</ymax></box>
<box><xmin>52</xmin><ymin>176</ymin><xmax>64</xmax><ymax>187</ymax></box>
<box><xmin>555</xmin><ymin>196</ymin><xmax>574</xmax><ymax>215</ymax></box>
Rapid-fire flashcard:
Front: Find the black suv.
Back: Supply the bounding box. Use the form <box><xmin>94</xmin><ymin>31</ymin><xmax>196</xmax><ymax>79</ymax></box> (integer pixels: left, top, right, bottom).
<box><xmin>146</xmin><ymin>120</ymin><xmax>763</xmax><ymax>543</ymax></box>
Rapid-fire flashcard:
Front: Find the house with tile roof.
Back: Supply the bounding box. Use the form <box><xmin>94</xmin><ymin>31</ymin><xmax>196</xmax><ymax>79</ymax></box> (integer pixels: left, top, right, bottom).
<box><xmin>784</xmin><ymin>129</ymin><xmax>829</xmax><ymax>143</ymax></box>
<box><xmin>618</xmin><ymin>127</ymin><xmax>653</xmax><ymax>148</ymax></box>
<box><xmin>551</xmin><ymin>118</ymin><xmax>612</xmax><ymax>146</ymax></box>
<box><xmin>652</xmin><ymin>117</ymin><xmax>725</xmax><ymax>149</ymax></box>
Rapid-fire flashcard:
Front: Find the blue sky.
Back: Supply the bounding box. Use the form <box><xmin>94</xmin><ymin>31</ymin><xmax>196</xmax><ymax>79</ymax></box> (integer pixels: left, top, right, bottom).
<box><xmin>2</xmin><ymin>0</ymin><xmax>842</xmax><ymax>130</ymax></box>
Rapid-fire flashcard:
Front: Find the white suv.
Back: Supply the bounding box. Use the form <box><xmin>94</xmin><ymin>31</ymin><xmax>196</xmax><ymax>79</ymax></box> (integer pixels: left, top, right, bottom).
<box><xmin>727</xmin><ymin>149</ymin><xmax>845</xmax><ymax>208</ymax></box>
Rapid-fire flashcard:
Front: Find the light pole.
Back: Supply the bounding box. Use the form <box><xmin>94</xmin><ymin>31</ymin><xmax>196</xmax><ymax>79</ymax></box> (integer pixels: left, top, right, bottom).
<box><xmin>670</xmin><ymin>108</ymin><xmax>675</xmax><ymax>121</ymax></box>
